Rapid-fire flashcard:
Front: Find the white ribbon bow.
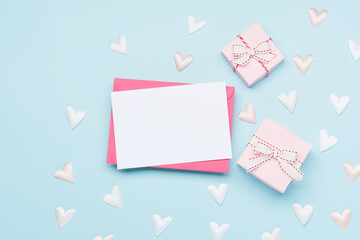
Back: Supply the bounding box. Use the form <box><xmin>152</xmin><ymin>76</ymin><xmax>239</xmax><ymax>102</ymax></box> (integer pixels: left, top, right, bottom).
<box><xmin>247</xmin><ymin>136</ymin><xmax>304</xmax><ymax>183</ymax></box>
<box><xmin>233</xmin><ymin>40</ymin><xmax>276</xmax><ymax>66</ymax></box>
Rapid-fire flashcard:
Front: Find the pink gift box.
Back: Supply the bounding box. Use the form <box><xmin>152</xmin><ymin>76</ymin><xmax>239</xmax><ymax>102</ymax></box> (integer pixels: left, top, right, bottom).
<box><xmin>221</xmin><ymin>23</ymin><xmax>284</xmax><ymax>87</ymax></box>
<box><xmin>237</xmin><ymin>118</ymin><xmax>312</xmax><ymax>193</ymax></box>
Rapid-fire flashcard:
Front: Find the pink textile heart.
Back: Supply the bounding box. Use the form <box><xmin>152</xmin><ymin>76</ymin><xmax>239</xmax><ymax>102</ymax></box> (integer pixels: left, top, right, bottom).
<box><xmin>238</xmin><ymin>103</ymin><xmax>256</xmax><ymax>124</ymax></box>
<box><xmin>294</xmin><ymin>55</ymin><xmax>313</xmax><ymax>75</ymax></box>
<box><xmin>344</xmin><ymin>163</ymin><xmax>360</xmax><ymax>182</ymax></box>
<box><xmin>331</xmin><ymin>209</ymin><xmax>351</xmax><ymax>231</ymax></box>
<box><xmin>174</xmin><ymin>52</ymin><xmax>193</xmax><ymax>72</ymax></box>
<box><xmin>308</xmin><ymin>8</ymin><xmax>328</xmax><ymax>28</ymax></box>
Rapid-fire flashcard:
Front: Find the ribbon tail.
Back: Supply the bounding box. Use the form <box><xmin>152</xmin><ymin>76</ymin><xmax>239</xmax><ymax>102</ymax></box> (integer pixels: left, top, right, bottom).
<box><xmin>233</xmin><ymin>55</ymin><xmax>250</xmax><ymax>66</ymax></box>
<box><xmin>246</xmin><ymin>155</ymin><xmax>271</xmax><ymax>172</ymax></box>
<box><xmin>278</xmin><ymin>160</ymin><xmax>304</xmax><ymax>183</ymax></box>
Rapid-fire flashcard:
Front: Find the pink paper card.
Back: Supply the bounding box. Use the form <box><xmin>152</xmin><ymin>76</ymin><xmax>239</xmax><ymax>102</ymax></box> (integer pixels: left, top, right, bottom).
<box><xmin>222</xmin><ymin>23</ymin><xmax>284</xmax><ymax>87</ymax></box>
<box><xmin>107</xmin><ymin>78</ymin><xmax>235</xmax><ymax>173</ymax></box>
<box><xmin>237</xmin><ymin>118</ymin><xmax>312</xmax><ymax>193</ymax></box>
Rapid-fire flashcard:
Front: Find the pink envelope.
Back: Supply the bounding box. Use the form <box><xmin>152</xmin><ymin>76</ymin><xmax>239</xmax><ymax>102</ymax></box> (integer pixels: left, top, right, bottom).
<box><xmin>107</xmin><ymin>78</ymin><xmax>235</xmax><ymax>173</ymax></box>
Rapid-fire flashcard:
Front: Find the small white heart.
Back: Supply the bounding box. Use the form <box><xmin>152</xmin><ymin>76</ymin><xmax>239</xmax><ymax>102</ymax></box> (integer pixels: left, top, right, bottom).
<box><xmin>293</xmin><ymin>203</ymin><xmax>313</xmax><ymax>226</ymax></box>
<box><xmin>344</xmin><ymin>162</ymin><xmax>360</xmax><ymax>182</ymax></box>
<box><xmin>54</xmin><ymin>162</ymin><xmax>74</xmax><ymax>183</ymax></box>
<box><xmin>109</xmin><ymin>34</ymin><xmax>127</xmax><ymax>55</ymax></box>
<box><xmin>93</xmin><ymin>235</ymin><xmax>114</xmax><ymax>240</ymax></box>
<box><xmin>188</xmin><ymin>15</ymin><xmax>207</xmax><ymax>35</ymax></box>
<box><xmin>320</xmin><ymin>129</ymin><xmax>338</xmax><ymax>152</ymax></box>
<box><xmin>56</xmin><ymin>207</ymin><xmax>75</xmax><ymax>229</ymax></box>
<box><xmin>308</xmin><ymin>8</ymin><xmax>328</xmax><ymax>28</ymax></box>
<box><xmin>103</xmin><ymin>186</ymin><xmax>122</xmax><ymax>208</ymax></box>
<box><xmin>238</xmin><ymin>103</ymin><xmax>256</xmax><ymax>124</ymax></box>
<box><xmin>349</xmin><ymin>39</ymin><xmax>360</xmax><ymax>61</ymax></box>
<box><xmin>174</xmin><ymin>52</ymin><xmax>193</xmax><ymax>72</ymax></box>
<box><xmin>262</xmin><ymin>228</ymin><xmax>280</xmax><ymax>240</ymax></box>
<box><xmin>332</xmin><ymin>209</ymin><xmax>351</xmax><ymax>231</ymax></box>
<box><xmin>294</xmin><ymin>55</ymin><xmax>314</xmax><ymax>75</ymax></box>
<box><xmin>152</xmin><ymin>214</ymin><xmax>172</xmax><ymax>237</ymax></box>
<box><xmin>330</xmin><ymin>94</ymin><xmax>350</xmax><ymax>115</ymax></box>
<box><xmin>66</xmin><ymin>106</ymin><xmax>85</xmax><ymax>130</ymax></box>
<box><xmin>278</xmin><ymin>91</ymin><xmax>298</xmax><ymax>112</ymax></box>
<box><xmin>208</xmin><ymin>184</ymin><xmax>227</xmax><ymax>205</ymax></box>
<box><xmin>209</xmin><ymin>222</ymin><xmax>229</xmax><ymax>240</ymax></box>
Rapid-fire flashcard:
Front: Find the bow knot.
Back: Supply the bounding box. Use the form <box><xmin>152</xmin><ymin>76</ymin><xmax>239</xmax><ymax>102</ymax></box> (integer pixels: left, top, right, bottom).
<box><xmin>247</xmin><ymin>48</ymin><xmax>255</xmax><ymax>56</ymax></box>
<box><xmin>233</xmin><ymin>40</ymin><xmax>276</xmax><ymax>66</ymax></box>
<box><xmin>247</xmin><ymin>136</ymin><xmax>304</xmax><ymax>183</ymax></box>
<box><xmin>272</xmin><ymin>148</ymin><xmax>281</xmax><ymax>159</ymax></box>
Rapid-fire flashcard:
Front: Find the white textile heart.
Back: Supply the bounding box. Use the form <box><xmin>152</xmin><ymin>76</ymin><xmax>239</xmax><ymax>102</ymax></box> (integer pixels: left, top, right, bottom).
<box><xmin>349</xmin><ymin>39</ymin><xmax>360</xmax><ymax>61</ymax></box>
<box><xmin>93</xmin><ymin>235</ymin><xmax>113</xmax><ymax>240</ymax></box>
<box><xmin>66</xmin><ymin>106</ymin><xmax>85</xmax><ymax>130</ymax></box>
<box><xmin>109</xmin><ymin>34</ymin><xmax>127</xmax><ymax>55</ymax></box>
<box><xmin>330</xmin><ymin>94</ymin><xmax>350</xmax><ymax>115</ymax></box>
<box><xmin>319</xmin><ymin>129</ymin><xmax>337</xmax><ymax>152</ymax></box>
<box><xmin>56</xmin><ymin>207</ymin><xmax>75</xmax><ymax>229</ymax></box>
<box><xmin>278</xmin><ymin>91</ymin><xmax>298</xmax><ymax>112</ymax></box>
<box><xmin>262</xmin><ymin>228</ymin><xmax>280</xmax><ymax>240</ymax></box>
<box><xmin>209</xmin><ymin>222</ymin><xmax>229</xmax><ymax>240</ymax></box>
<box><xmin>208</xmin><ymin>184</ymin><xmax>227</xmax><ymax>205</ymax></box>
<box><xmin>152</xmin><ymin>214</ymin><xmax>172</xmax><ymax>237</ymax></box>
<box><xmin>188</xmin><ymin>15</ymin><xmax>207</xmax><ymax>35</ymax></box>
<box><xmin>103</xmin><ymin>186</ymin><xmax>122</xmax><ymax>208</ymax></box>
<box><xmin>293</xmin><ymin>203</ymin><xmax>313</xmax><ymax>226</ymax></box>
<box><xmin>54</xmin><ymin>162</ymin><xmax>74</xmax><ymax>183</ymax></box>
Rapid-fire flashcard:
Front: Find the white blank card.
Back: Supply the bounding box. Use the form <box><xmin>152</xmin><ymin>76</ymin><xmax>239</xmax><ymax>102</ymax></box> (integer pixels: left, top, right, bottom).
<box><xmin>111</xmin><ymin>81</ymin><xmax>232</xmax><ymax>169</ymax></box>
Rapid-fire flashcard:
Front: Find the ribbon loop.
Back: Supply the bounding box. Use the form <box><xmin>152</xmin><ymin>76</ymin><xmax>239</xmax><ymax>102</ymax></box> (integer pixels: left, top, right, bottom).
<box><xmin>246</xmin><ymin>136</ymin><xmax>304</xmax><ymax>183</ymax></box>
<box><xmin>232</xmin><ymin>40</ymin><xmax>276</xmax><ymax>66</ymax></box>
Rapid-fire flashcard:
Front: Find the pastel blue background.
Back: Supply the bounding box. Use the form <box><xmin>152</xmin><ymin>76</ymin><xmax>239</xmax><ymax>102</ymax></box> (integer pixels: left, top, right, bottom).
<box><xmin>1</xmin><ymin>0</ymin><xmax>359</xmax><ymax>239</ymax></box>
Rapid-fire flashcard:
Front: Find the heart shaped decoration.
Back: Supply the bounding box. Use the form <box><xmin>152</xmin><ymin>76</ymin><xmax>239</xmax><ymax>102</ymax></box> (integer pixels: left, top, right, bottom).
<box><xmin>56</xmin><ymin>207</ymin><xmax>75</xmax><ymax>229</ymax></box>
<box><xmin>262</xmin><ymin>228</ymin><xmax>280</xmax><ymax>240</ymax></box>
<box><xmin>294</xmin><ymin>55</ymin><xmax>314</xmax><ymax>75</ymax></box>
<box><xmin>103</xmin><ymin>186</ymin><xmax>122</xmax><ymax>208</ymax></box>
<box><xmin>332</xmin><ymin>209</ymin><xmax>351</xmax><ymax>231</ymax></box>
<box><xmin>293</xmin><ymin>203</ymin><xmax>313</xmax><ymax>226</ymax></box>
<box><xmin>109</xmin><ymin>34</ymin><xmax>127</xmax><ymax>55</ymax></box>
<box><xmin>66</xmin><ymin>106</ymin><xmax>85</xmax><ymax>130</ymax></box>
<box><xmin>208</xmin><ymin>183</ymin><xmax>227</xmax><ymax>205</ymax></box>
<box><xmin>54</xmin><ymin>162</ymin><xmax>74</xmax><ymax>183</ymax></box>
<box><xmin>152</xmin><ymin>214</ymin><xmax>172</xmax><ymax>237</ymax></box>
<box><xmin>349</xmin><ymin>39</ymin><xmax>360</xmax><ymax>61</ymax></box>
<box><xmin>320</xmin><ymin>129</ymin><xmax>338</xmax><ymax>152</ymax></box>
<box><xmin>278</xmin><ymin>91</ymin><xmax>298</xmax><ymax>112</ymax></box>
<box><xmin>238</xmin><ymin>103</ymin><xmax>256</xmax><ymax>124</ymax></box>
<box><xmin>188</xmin><ymin>15</ymin><xmax>207</xmax><ymax>35</ymax></box>
<box><xmin>344</xmin><ymin>162</ymin><xmax>360</xmax><ymax>182</ymax></box>
<box><xmin>209</xmin><ymin>222</ymin><xmax>229</xmax><ymax>240</ymax></box>
<box><xmin>174</xmin><ymin>52</ymin><xmax>193</xmax><ymax>72</ymax></box>
<box><xmin>308</xmin><ymin>8</ymin><xmax>328</xmax><ymax>28</ymax></box>
<box><xmin>330</xmin><ymin>94</ymin><xmax>350</xmax><ymax>115</ymax></box>
<box><xmin>93</xmin><ymin>235</ymin><xmax>113</xmax><ymax>240</ymax></box>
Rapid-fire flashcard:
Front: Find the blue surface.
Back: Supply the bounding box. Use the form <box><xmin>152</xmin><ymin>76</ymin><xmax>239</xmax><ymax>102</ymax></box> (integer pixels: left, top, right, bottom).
<box><xmin>1</xmin><ymin>0</ymin><xmax>360</xmax><ymax>239</ymax></box>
